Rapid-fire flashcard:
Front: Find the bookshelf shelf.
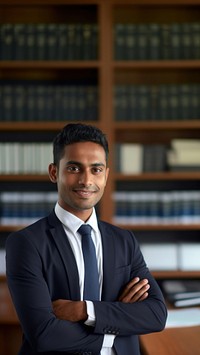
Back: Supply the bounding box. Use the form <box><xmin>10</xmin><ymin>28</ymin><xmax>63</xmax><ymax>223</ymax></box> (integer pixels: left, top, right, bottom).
<box><xmin>0</xmin><ymin>121</ymin><xmax>99</xmax><ymax>131</ymax></box>
<box><xmin>114</xmin><ymin>124</ymin><xmax>200</xmax><ymax>144</ymax></box>
<box><xmin>117</xmin><ymin>224</ymin><xmax>200</xmax><ymax>231</ymax></box>
<box><xmin>114</xmin><ymin>121</ymin><xmax>200</xmax><ymax>130</ymax></box>
<box><xmin>0</xmin><ymin>61</ymin><xmax>101</xmax><ymax>69</ymax></box>
<box><xmin>113</xmin><ymin>60</ymin><xmax>200</xmax><ymax>69</ymax></box>
<box><xmin>153</xmin><ymin>270</ymin><xmax>200</xmax><ymax>280</ymax></box>
<box><xmin>0</xmin><ymin>174</ymin><xmax>49</xmax><ymax>181</ymax></box>
<box><xmin>114</xmin><ymin>172</ymin><xmax>200</xmax><ymax>181</ymax></box>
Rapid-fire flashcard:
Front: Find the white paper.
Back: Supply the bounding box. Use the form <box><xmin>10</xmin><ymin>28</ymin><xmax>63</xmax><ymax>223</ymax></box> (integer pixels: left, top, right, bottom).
<box><xmin>166</xmin><ymin>308</ymin><xmax>200</xmax><ymax>328</ymax></box>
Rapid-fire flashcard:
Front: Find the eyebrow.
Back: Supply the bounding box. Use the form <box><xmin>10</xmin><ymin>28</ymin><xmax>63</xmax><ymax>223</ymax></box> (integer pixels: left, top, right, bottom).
<box><xmin>66</xmin><ymin>160</ymin><xmax>106</xmax><ymax>167</ymax></box>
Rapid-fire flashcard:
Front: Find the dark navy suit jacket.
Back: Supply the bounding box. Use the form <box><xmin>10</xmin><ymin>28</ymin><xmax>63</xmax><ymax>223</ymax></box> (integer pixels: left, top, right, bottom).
<box><xmin>6</xmin><ymin>210</ymin><xmax>167</xmax><ymax>355</ymax></box>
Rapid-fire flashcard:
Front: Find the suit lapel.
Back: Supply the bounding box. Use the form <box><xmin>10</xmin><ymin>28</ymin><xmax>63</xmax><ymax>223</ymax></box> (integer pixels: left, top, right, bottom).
<box><xmin>99</xmin><ymin>222</ymin><xmax>116</xmax><ymax>301</ymax></box>
<box><xmin>48</xmin><ymin>211</ymin><xmax>80</xmax><ymax>300</ymax></box>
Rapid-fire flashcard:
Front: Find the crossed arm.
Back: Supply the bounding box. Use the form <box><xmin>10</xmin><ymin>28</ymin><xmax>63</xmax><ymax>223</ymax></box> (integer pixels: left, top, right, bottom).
<box><xmin>52</xmin><ymin>277</ymin><xmax>150</xmax><ymax>322</ymax></box>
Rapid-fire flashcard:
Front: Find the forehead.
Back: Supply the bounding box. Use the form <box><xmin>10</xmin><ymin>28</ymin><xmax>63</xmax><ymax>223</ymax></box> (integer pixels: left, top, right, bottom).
<box><xmin>62</xmin><ymin>141</ymin><xmax>106</xmax><ymax>163</ymax></box>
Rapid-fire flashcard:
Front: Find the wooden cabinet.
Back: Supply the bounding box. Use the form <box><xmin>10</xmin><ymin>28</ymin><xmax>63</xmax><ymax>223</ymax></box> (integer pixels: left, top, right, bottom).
<box><xmin>1</xmin><ymin>2</ymin><xmax>200</xmax><ymax>352</ymax></box>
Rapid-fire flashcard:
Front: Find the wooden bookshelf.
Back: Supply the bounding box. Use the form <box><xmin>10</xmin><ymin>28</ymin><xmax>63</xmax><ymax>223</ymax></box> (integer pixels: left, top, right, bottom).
<box><xmin>1</xmin><ymin>1</ymin><xmax>200</xmax><ymax>352</ymax></box>
<box><xmin>0</xmin><ymin>0</ymin><xmax>199</xmax><ymax>267</ymax></box>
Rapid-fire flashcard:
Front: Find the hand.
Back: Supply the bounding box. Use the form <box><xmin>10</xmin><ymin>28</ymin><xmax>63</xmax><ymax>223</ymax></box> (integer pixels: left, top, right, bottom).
<box><xmin>52</xmin><ymin>299</ymin><xmax>87</xmax><ymax>322</ymax></box>
<box><xmin>118</xmin><ymin>277</ymin><xmax>150</xmax><ymax>303</ymax></box>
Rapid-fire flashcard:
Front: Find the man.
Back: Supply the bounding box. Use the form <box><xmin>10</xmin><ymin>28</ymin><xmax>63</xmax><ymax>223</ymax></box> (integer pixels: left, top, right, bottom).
<box><xmin>6</xmin><ymin>123</ymin><xmax>167</xmax><ymax>355</ymax></box>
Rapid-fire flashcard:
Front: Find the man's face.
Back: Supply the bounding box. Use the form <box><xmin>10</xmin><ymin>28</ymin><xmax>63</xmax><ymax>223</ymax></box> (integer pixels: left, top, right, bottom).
<box><xmin>49</xmin><ymin>141</ymin><xmax>109</xmax><ymax>221</ymax></box>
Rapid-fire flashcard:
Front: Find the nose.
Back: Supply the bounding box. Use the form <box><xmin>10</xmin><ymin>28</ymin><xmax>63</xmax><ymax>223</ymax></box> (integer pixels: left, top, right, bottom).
<box><xmin>78</xmin><ymin>170</ymin><xmax>92</xmax><ymax>186</ymax></box>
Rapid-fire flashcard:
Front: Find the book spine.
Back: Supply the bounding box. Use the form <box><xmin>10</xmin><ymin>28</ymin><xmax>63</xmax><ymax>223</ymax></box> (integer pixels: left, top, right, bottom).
<box><xmin>1</xmin><ymin>24</ymin><xmax>14</xmax><ymax>60</ymax></box>
<box><xmin>26</xmin><ymin>24</ymin><xmax>36</xmax><ymax>60</ymax></box>
<box><xmin>14</xmin><ymin>24</ymin><xmax>26</xmax><ymax>60</ymax></box>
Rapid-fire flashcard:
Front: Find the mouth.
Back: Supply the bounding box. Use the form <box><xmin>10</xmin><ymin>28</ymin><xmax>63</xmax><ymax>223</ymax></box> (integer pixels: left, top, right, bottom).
<box><xmin>74</xmin><ymin>189</ymin><xmax>96</xmax><ymax>198</ymax></box>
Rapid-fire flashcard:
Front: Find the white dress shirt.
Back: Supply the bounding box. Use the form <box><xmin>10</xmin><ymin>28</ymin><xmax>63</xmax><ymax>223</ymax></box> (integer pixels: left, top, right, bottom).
<box><xmin>55</xmin><ymin>203</ymin><xmax>116</xmax><ymax>355</ymax></box>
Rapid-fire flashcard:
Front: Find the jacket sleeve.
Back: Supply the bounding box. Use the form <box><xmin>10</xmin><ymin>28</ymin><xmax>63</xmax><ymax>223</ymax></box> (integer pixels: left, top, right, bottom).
<box><xmin>93</xmin><ymin>229</ymin><xmax>167</xmax><ymax>337</ymax></box>
<box><xmin>6</xmin><ymin>231</ymin><xmax>103</xmax><ymax>354</ymax></box>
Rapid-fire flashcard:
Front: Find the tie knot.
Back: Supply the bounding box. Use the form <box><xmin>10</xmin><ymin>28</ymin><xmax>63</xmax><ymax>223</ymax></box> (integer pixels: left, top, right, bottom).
<box><xmin>78</xmin><ymin>224</ymin><xmax>92</xmax><ymax>237</ymax></box>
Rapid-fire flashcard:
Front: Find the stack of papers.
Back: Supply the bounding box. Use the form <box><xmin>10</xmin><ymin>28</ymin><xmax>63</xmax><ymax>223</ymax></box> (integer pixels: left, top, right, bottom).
<box><xmin>166</xmin><ymin>308</ymin><xmax>200</xmax><ymax>328</ymax></box>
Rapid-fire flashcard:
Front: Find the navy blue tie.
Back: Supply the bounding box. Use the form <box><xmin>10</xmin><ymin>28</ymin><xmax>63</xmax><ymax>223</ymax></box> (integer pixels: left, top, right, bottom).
<box><xmin>78</xmin><ymin>224</ymin><xmax>99</xmax><ymax>301</ymax></box>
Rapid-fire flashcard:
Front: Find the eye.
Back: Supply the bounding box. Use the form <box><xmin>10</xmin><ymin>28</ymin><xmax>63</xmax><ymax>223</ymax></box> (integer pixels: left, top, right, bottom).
<box><xmin>92</xmin><ymin>167</ymin><xmax>103</xmax><ymax>174</ymax></box>
<box><xmin>66</xmin><ymin>165</ymin><xmax>80</xmax><ymax>173</ymax></box>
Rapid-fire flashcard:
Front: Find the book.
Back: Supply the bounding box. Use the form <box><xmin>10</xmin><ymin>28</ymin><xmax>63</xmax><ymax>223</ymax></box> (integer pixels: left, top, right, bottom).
<box><xmin>171</xmin><ymin>23</ymin><xmax>181</xmax><ymax>60</ymax></box>
<box><xmin>35</xmin><ymin>24</ymin><xmax>47</xmax><ymax>60</ymax></box>
<box><xmin>57</xmin><ymin>24</ymin><xmax>68</xmax><ymax>60</ymax></box>
<box><xmin>140</xmin><ymin>243</ymin><xmax>178</xmax><ymax>271</ymax></box>
<box><xmin>1</xmin><ymin>23</ymin><xmax>14</xmax><ymax>60</ymax></box>
<box><xmin>181</xmin><ymin>23</ymin><xmax>192</xmax><ymax>59</ymax></box>
<box><xmin>46</xmin><ymin>24</ymin><xmax>58</xmax><ymax>60</ymax></box>
<box><xmin>192</xmin><ymin>22</ymin><xmax>200</xmax><ymax>59</ymax></box>
<box><xmin>26</xmin><ymin>24</ymin><xmax>36</xmax><ymax>60</ymax></box>
<box><xmin>161</xmin><ymin>23</ymin><xmax>171</xmax><ymax>59</ymax></box>
<box><xmin>114</xmin><ymin>24</ymin><xmax>126</xmax><ymax>60</ymax></box>
<box><xmin>114</xmin><ymin>85</ymin><xmax>129</xmax><ymax>121</ymax></box>
<box><xmin>179</xmin><ymin>243</ymin><xmax>200</xmax><ymax>270</ymax></box>
<box><xmin>148</xmin><ymin>23</ymin><xmax>161</xmax><ymax>60</ymax></box>
<box><xmin>125</xmin><ymin>24</ymin><xmax>137</xmax><ymax>60</ymax></box>
<box><xmin>143</xmin><ymin>144</ymin><xmax>167</xmax><ymax>172</ymax></box>
<box><xmin>119</xmin><ymin>143</ymin><xmax>143</xmax><ymax>174</ymax></box>
<box><xmin>173</xmin><ymin>297</ymin><xmax>200</xmax><ymax>308</ymax></box>
<box><xmin>162</xmin><ymin>280</ymin><xmax>200</xmax><ymax>307</ymax></box>
<box><xmin>137</xmin><ymin>24</ymin><xmax>148</xmax><ymax>60</ymax></box>
<box><xmin>14</xmin><ymin>24</ymin><xmax>26</xmax><ymax>60</ymax></box>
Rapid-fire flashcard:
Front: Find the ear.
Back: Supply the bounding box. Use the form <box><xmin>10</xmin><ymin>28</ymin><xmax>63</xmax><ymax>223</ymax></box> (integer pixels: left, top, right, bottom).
<box><xmin>105</xmin><ymin>167</ymin><xmax>109</xmax><ymax>183</ymax></box>
<box><xmin>48</xmin><ymin>163</ymin><xmax>57</xmax><ymax>183</ymax></box>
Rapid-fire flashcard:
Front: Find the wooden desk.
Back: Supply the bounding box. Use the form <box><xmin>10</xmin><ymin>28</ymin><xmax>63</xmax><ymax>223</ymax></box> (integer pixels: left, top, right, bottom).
<box><xmin>140</xmin><ymin>326</ymin><xmax>200</xmax><ymax>355</ymax></box>
<box><xmin>0</xmin><ymin>279</ymin><xmax>22</xmax><ymax>355</ymax></box>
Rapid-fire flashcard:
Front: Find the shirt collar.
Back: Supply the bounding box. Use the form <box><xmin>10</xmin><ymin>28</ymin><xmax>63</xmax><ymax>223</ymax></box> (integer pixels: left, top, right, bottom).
<box><xmin>55</xmin><ymin>202</ymin><xmax>99</xmax><ymax>234</ymax></box>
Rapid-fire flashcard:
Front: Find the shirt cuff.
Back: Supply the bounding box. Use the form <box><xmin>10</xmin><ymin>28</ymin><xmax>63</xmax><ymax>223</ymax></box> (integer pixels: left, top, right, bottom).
<box><xmin>84</xmin><ymin>301</ymin><xmax>116</xmax><ymax>349</ymax></box>
<box><xmin>84</xmin><ymin>300</ymin><xmax>96</xmax><ymax>326</ymax></box>
<box><xmin>102</xmin><ymin>334</ymin><xmax>115</xmax><ymax>348</ymax></box>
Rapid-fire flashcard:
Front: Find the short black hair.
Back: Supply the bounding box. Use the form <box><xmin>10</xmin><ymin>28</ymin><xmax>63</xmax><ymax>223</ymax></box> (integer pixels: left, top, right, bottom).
<box><xmin>53</xmin><ymin>123</ymin><xmax>109</xmax><ymax>166</ymax></box>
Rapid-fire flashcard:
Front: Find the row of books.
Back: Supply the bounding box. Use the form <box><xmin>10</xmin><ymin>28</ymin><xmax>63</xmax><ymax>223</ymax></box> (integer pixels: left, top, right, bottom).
<box><xmin>0</xmin><ymin>83</ymin><xmax>98</xmax><ymax>121</ymax></box>
<box><xmin>114</xmin><ymin>22</ymin><xmax>200</xmax><ymax>60</ymax></box>
<box><xmin>114</xmin><ymin>84</ymin><xmax>200</xmax><ymax>121</ymax></box>
<box><xmin>0</xmin><ymin>191</ymin><xmax>57</xmax><ymax>225</ymax></box>
<box><xmin>0</xmin><ymin>23</ymin><xmax>98</xmax><ymax>60</ymax></box>
<box><xmin>141</xmin><ymin>243</ymin><xmax>200</xmax><ymax>273</ymax></box>
<box><xmin>115</xmin><ymin>140</ymin><xmax>200</xmax><ymax>174</ymax></box>
<box><xmin>0</xmin><ymin>143</ymin><xmax>52</xmax><ymax>174</ymax></box>
<box><xmin>115</xmin><ymin>143</ymin><xmax>167</xmax><ymax>174</ymax></box>
<box><xmin>161</xmin><ymin>279</ymin><xmax>200</xmax><ymax>308</ymax></box>
<box><xmin>1</xmin><ymin>82</ymin><xmax>199</xmax><ymax>122</ymax></box>
<box><xmin>168</xmin><ymin>139</ymin><xmax>200</xmax><ymax>171</ymax></box>
<box><xmin>113</xmin><ymin>190</ymin><xmax>200</xmax><ymax>225</ymax></box>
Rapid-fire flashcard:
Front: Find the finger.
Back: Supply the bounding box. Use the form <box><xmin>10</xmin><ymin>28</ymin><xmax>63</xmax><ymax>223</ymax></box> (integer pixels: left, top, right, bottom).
<box><xmin>120</xmin><ymin>283</ymin><xmax>150</xmax><ymax>303</ymax></box>
<box><xmin>138</xmin><ymin>292</ymin><xmax>149</xmax><ymax>302</ymax></box>
<box><xmin>118</xmin><ymin>278</ymin><xmax>141</xmax><ymax>300</ymax></box>
<box><xmin>119</xmin><ymin>278</ymin><xmax>149</xmax><ymax>301</ymax></box>
<box><xmin>131</xmin><ymin>285</ymin><xmax>150</xmax><ymax>302</ymax></box>
<box><xmin>130</xmin><ymin>284</ymin><xmax>150</xmax><ymax>301</ymax></box>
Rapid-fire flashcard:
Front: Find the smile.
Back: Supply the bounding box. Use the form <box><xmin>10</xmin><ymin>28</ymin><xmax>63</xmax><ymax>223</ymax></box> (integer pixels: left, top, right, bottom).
<box><xmin>74</xmin><ymin>190</ymin><xmax>95</xmax><ymax>197</ymax></box>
